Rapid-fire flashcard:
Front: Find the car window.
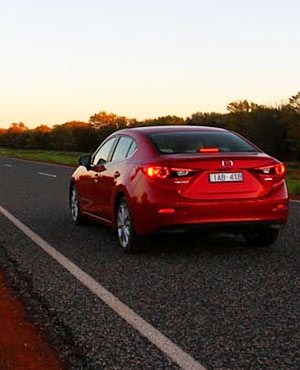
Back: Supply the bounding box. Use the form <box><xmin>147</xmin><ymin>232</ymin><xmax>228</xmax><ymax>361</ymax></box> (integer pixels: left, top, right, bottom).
<box><xmin>92</xmin><ymin>137</ymin><xmax>116</xmax><ymax>165</ymax></box>
<box><xmin>148</xmin><ymin>132</ymin><xmax>258</xmax><ymax>154</ymax></box>
<box><xmin>111</xmin><ymin>136</ymin><xmax>134</xmax><ymax>162</ymax></box>
<box><xmin>126</xmin><ymin>141</ymin><xmax>137</xmax><ymax>158</ymax></box>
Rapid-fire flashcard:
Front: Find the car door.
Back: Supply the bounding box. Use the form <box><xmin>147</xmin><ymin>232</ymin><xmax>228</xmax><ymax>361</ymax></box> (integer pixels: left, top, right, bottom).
<box><xmin>94</xmin><ymin>135</ymin><xmax>135</xmax><ymax>222</ymax></box>
<box><xmin>84</xmin><ymin>136</ymin><xmax>117</xmax><ymax>216</ymax></box>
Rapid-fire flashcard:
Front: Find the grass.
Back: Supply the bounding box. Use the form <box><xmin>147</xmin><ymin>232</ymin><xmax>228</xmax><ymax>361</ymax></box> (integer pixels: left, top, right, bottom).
<box><xmin>1</xmin><ymin>148</ymin><xmax>300</xmax><ymax>196</ymax></box>
<box><xmin>286</xmin><ymin>161</ymin><xmax>300</xmax><ymax>169</ymax></box>
<box><xmin>286</xmin><ymin>162</ymin><xmax>300</xmax><ymax>196</ymax></box>
<box><xmin>0</xmin><ymin>148</ymin><xmax>86</xmax><ymax>166</ymax></box>
<box><xmin>286</xmin><ymin>178</ymin><xmax>300</xmax><ymax>195</ymax></box>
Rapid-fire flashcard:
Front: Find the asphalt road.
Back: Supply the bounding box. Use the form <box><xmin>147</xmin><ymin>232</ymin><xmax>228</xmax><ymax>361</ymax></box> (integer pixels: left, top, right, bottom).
<box><xmin>0</xmin><ymin>156</ymin><xmax>299</xmax><ymax>370</ymax></box>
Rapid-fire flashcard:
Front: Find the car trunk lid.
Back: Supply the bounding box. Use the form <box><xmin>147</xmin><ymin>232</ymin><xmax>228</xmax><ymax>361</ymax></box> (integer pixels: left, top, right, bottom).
<box><xmin>163</xmin><ymin>153</ymin><xmax>276</xmax><ymax>200</ymax></box>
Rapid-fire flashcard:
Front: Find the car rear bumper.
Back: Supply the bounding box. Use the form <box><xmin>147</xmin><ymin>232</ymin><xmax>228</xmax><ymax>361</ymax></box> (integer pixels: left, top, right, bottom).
<box><xmin>132</xmin><ymin>197</ymin><xmax>289</xmax><ymax>235</ymax></box>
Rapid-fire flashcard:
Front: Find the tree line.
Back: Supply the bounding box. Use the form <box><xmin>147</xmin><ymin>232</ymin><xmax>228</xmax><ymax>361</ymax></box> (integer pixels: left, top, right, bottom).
<box><xmin>0</xmin><ymin>92</ymin><xmax>300</xmax><ymax>161</ymax></box>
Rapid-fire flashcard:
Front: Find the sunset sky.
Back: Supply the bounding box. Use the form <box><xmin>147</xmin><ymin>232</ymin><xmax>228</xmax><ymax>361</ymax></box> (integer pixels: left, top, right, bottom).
<box><xmin>1</xmin><ymin>0</ymin><xmax>299</xmax><ymax>128</ymax></box>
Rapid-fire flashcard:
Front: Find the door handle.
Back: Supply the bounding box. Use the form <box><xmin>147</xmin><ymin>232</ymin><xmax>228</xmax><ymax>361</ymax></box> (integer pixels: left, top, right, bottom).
<box><xmin>114</xmin><ymin>171</ymin><xmax>120</xmax><ymax>178</ymax></box>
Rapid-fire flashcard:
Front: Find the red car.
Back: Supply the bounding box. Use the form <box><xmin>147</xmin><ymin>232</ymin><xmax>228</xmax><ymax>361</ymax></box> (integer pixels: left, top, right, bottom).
<box><xmin>70</xmin><ymin>126</ymin><xmax>289</xmax><ymax>252</ymax></box>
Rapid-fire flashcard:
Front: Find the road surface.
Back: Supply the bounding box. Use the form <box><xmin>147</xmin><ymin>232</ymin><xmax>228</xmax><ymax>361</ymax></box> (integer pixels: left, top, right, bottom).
<box><xmin>0</xmin><ymin>157</ymin><xmax>299</xmax><ymax>369</ymax></box>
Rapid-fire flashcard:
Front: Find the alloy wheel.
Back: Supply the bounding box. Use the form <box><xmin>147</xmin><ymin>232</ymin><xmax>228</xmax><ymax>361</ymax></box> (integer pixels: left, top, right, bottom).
<box><xmin>117</xmin><ymin>202</ymin><xmax>132</xmax><ymax>249</ymax></box>
<box><xmin>71</xmin><ymin>187</ymin><xmax>80</xmax><ymax>222</ymax></box>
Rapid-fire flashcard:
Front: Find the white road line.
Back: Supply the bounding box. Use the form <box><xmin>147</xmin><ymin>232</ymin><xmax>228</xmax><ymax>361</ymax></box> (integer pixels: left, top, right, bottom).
<box><xmin>291</xmin><ymin>200</ymin><xmax>300</xmax><ymax>204</ymax></box>
<box><xmin>4</xmin><ymin>164</ymin><xmax>13</xmax><ymax>167</ymax></box>
<box><xmin>0</xmin><ymin>204</ymin><xmax>206</xmax><ymax>370</ymax></box>
<box><xmin>38</xmin><ymin>172</ymin><xmax>57</xmax><ymax>178</ymax></box>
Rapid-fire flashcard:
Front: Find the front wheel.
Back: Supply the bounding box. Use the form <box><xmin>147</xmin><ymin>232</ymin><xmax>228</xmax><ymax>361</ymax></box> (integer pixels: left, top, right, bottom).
<box><xmin>243</xmin><ymin>228</ymin><xmax>279</xmax><ymax>247</ymax></box>
<box><xmin>116</xmin><ymin>197</ymin><xmax>139</xmax><ymax>253</ymax></box>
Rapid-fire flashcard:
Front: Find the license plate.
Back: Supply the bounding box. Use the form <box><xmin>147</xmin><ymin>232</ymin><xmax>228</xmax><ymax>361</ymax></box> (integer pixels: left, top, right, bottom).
<box><xmin>209</xmin><ymin>172</ymin><xmax>244</xmax><ymax>183</ymax></box>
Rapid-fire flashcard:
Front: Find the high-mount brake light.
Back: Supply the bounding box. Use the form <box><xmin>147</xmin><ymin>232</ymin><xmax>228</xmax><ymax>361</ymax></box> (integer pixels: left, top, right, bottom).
<box><xmin>199</xmin><ymin>148</ymin><xmax>220</xmax><ymax>153</ymax></box>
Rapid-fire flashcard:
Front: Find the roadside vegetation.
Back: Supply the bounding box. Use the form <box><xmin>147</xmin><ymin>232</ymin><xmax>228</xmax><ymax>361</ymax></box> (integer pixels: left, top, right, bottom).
<box><xmin>1</xmin><ymin>148</ymin><xmax>299</xmax><ymax>197</ymax></box>
<box><xmin>0</xmin><ymin>92</ymin><xmax>300</xmax><ymax>161</ymax></box>
<box><xmin>286</xmin><ymin>178</ymin><xmax>300</xmax><ymax>196</ymax></box>
<box><xmin>286</xmin><ymin>164</ymin><xmax>300</xmax><ymax>196</ymax></box>
<box><xmin>0</xmin><ymin>148</ymin><xmax>84</xmax><ymax>166</ymax></box>
<box><xmin>0</xmin><ymin>91</ymin><xmax>299</xmax><ymax>194</ymax></box>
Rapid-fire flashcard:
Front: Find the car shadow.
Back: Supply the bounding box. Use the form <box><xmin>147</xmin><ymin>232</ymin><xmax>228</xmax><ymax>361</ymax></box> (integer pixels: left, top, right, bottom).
<box><xmin>136</xmin><ymin>230</ymin><xmax>251</xmax><ymax>256</ymax></box>
<box><xmin>72</xmin><ymin>219</ymin><xmax>275</xmax><ymax>259</ymax></box>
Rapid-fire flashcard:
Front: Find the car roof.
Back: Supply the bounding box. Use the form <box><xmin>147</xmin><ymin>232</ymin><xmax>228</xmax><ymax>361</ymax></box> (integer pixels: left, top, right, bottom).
<box><xmin>116</xmin><ymin>125</ymin><xmax>227</xmax><ymax>136</ymax></box>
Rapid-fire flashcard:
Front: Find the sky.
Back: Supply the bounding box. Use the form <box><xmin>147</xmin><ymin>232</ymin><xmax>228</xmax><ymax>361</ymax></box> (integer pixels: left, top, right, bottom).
<box><xmin>0</xmin><ymin>0</ymin><xmax>299</xmax><ymax>128</ymax></box>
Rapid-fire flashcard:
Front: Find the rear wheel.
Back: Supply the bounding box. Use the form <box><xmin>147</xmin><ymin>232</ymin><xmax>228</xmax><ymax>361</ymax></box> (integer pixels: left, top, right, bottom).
<box><xmin>243</xmin><ymin>228</ymin><xmax>279</xmax><ymax>247</ymax></box>
<box><xmin>116</xmin><ymin>197</ymin><xmax>139</xmax><ymax>253</ymax></box>
<box><xmin>70</xmin><ymin>184</ymin><xmax>84</xmax><ymax>224</ymax></box>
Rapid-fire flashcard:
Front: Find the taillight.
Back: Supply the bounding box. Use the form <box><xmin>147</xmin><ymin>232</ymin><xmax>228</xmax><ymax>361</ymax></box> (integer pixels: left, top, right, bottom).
<box><xmin>275</xmin><ymin>163</ymin><xmax>286</xmax><ymax>176</ymax></box>
<box><xmin>146</xmin><ymin>166</ymin><xmax>170</xmax><ymax>179</ymax></box>
<box><xmin>254</xmin><ymin>162</ymin><xmax>286</xmax><ymax>176</ymax></box>
<box><xmin>170</xmin><ymin>167</ymin><xmax>196</xmax><ymax>177</ymax></box>
<box><xmin>144</xmin><ymin>166</ymin><xmax>197</xmax><ymax>179</ymax></box>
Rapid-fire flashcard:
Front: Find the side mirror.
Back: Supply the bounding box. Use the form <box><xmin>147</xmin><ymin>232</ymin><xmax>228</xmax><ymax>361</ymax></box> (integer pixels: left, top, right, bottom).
<box><xmin>79</xmin><ymin>155</ymin><xmax>91</xmax><ymax>168</ymax></box>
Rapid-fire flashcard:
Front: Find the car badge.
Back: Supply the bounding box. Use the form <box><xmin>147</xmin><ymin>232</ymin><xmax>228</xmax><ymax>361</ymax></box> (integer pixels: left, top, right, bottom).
<box><xmin>222</xmin><ymin>159</ymin><xmax>234</xmax><ymax>167</ymax></box>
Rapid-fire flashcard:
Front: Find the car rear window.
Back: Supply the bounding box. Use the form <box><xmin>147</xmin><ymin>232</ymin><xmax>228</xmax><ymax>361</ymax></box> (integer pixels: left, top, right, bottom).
<box><xmin>148</xmin><ymin>131</ymin><xmax>258</xmax><ymax>154</ymax></box>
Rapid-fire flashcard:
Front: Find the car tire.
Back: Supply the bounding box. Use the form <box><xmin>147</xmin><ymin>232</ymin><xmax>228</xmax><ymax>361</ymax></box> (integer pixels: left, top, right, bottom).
<box><xmin>70</xmin><ymin>184</ymin><xmax>84</xmax><ymax>225</ymax></box>
<box><xmin>243</xmin><ymin>228</ymin><xmax>279</xmax><ymax>247</ymax></box>
<box><xmin>116</xmin><ymin>197</ymin><xmax>139</xmax><ymax>253</ymax></box>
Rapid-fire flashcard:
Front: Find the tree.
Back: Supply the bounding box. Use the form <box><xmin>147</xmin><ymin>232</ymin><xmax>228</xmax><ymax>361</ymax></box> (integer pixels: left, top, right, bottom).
<box><xmin>155</xmin><ymin>115</ymin><xmax>185</xmax><ymax>125</ymax></box>
<box><xmin>2</xmin><ymin>122</ymin><xmax>30</xmax><ymax>148</ymax></box>
<box><xmin>249</xmin><ymin>107</ymin><xmax>287</xmax><ymax>160</ymax></box>
<box><xmin>8</xmin><ymin>122</ymin><xmax>29</xmax><ymax>133</ymax></box>
<box><xmin>89</xmin><ymin>111</ymin><xmax>128</xmax><ymax>130</ymax></box>
<box><xmin>227</xmin><ymin>100</ymin><xmax>250</xmax><ymax>113</ymax></box>
<box><xmin>281</xmin><ymin>101</ymin><xmax>300</xmax><ymax>159</ymax></box>
<box><xmin>33</xmin><ymin>125</ymin><xmax>51</xmax><ymax>133</ymax></box>
<box><xmin>226</xmin><ymin>100</ymin><xmax>266</xmax><ymax>114</ymax></box>
<box><xmin>289</xmin><ymin>91</ymin><xmax>300</xmax><ymax>113</ymax></box>
<box><xmin>50</xmin><ymin>124</ymin><xmax>75</xmax><ymax>150</ymax></box>
<box><xmin>26</xmin><ymin>125</ymin><xmax>51</xmax><ymax>149</ymax></box>
<box><xmin>64</xmin><ymin>121</ymin><xmax>97</xmax><ymax>152</ymax></box>
<box><xmin>186</xmin><ymin>112</ymin><xmax>228</xmax><ymax>128</ymax></box>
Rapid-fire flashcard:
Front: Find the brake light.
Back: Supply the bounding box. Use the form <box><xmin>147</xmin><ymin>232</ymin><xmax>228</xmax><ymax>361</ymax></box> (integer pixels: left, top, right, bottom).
<box><xmin>254</xmin><ymin>162</ymin><xmax>286</xmax><ymax>176</ymax></box>
<box><xmin>144</xmin><ymin>166</ymin><xmax>197</xmax><ymax>179</ymax></box>
<box><xmin>275</xmin><ymin>163</ymin><xmax>286</xmax><ymax>176</ymax></box>
<box><xmin>199</xmin><ymin>148</ymin><xmax>220</xmax><ymax>153</ymax></box>
<box><xmin>146</xmin><ymin>166</ymin><xmax>170</xmax><ymax>179</ymax></box>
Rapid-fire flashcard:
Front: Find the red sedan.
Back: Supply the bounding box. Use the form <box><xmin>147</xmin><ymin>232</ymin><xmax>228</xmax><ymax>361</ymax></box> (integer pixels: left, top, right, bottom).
<box><xmin>70</xmin><ymin>126</ymin><xmax>289</xmax><ymax>252</ymax></box>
